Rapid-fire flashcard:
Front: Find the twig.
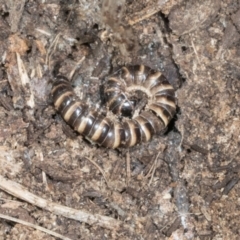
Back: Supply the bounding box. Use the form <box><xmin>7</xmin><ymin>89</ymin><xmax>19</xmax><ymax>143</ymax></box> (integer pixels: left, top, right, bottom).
<box><xmin>128</xmin><ymin>0</ymin><xmax>168</xmax><ymax>25</ymax></box>
<box><xmin>0</xmin><ymin>175</ymin><xmax>128</xmax><ymax>231</ymax></box>
<box><xmin>0</xmin><ymin>213</ymin><xmax>72</xmax><ymax>240</ymax></box>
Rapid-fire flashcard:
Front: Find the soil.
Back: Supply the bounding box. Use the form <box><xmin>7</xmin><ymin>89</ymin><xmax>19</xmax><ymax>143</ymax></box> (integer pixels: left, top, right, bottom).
<box><xmin>0</xmin><ymin>0</ymin><xmax>239</xmax><ymax>239</ymax></box>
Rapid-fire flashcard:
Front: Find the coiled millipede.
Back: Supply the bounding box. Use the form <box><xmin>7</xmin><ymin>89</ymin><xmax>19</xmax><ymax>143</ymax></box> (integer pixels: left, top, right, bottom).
<box><xmin>51</xmin><ymin>65</ymin><xmax>176</xmax><ymax>148</ymax></box>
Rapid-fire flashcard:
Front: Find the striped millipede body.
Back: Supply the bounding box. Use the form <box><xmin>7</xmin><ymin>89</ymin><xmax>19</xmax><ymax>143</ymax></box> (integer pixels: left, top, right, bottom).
<box><xmin>51</xmin><ymin>65</ymin><xmax>176</xmax><ymax>148</ymax></box>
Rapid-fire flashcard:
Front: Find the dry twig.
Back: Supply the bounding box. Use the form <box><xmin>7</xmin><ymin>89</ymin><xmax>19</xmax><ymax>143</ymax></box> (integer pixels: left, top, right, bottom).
<box><xmin>128</xmin><ymin>0</ymin><xmax>169</xmax><ymax>25</ymax></box>
<box><xmin>0</xmin><ymin>213</ymin><xmax>72</xmax><ymax>240</ymax></box>
<box><xmin>0</xmin><ymin>175</ymin><xmax>130</xmax><ymax>231</ymax></box>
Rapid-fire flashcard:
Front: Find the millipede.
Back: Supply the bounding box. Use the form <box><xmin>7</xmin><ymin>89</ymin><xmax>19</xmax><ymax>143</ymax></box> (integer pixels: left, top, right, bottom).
<box><xmin>51</xmin><ymin>65</ymin><xmax>176</xmax><ymax>149</ymax></box>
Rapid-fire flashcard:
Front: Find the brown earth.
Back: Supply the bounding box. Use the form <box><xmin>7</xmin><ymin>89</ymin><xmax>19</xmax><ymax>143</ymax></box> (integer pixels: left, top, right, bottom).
<box><xmin>0</xmin><ymin>0</ymin><xmax>239</xmax><ymax>239</ymax></box>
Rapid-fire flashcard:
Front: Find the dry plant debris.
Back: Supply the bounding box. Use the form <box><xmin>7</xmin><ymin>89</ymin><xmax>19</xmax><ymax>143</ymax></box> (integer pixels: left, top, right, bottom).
<box><xmin>0</xmin><ymin>0</ymin><xmax>239</xmax><ymax>239</ymax></box>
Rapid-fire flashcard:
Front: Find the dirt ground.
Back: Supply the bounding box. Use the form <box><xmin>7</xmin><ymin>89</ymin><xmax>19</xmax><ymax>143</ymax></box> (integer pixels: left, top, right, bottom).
<box><xmin>0</xmin><ymin>0</ymin><xmax>239</xmax><ymax>239</ymax></box>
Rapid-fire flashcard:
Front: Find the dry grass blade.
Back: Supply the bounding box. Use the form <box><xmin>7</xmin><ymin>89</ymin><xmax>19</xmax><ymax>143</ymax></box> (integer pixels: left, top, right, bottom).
<box><xmin>45</xmin><ymin>33</ymin><xmax>61</xmax><ymax>67</ymax></box>
<box><xmin>144</xmin><ymin>151</ymin><xmax>161</xmax><ymax>185</ymax></box>
<box><xmin>69</xmin><ymin>56</ymin><xmax>86</xmax><ymax>80</ymax></box>
<box><xmin>84</xmin><ymin>157</ymin><xmax>109</xmax><ymax>186</ymax></box>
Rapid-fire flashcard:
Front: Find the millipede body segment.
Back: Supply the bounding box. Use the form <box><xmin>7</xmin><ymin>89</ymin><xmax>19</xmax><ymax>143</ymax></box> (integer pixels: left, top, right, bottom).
<box><xmin>51</xmin><ymin>65</ymin><xmax>176</xmax><ymax>148</ymax></box>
